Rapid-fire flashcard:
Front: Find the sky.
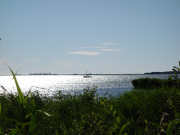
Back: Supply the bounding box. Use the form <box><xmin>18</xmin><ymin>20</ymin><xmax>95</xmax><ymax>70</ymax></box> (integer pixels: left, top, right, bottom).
<box><xmin>0</xmin><ymin>0</ymin><xmax>180</xmax><ymax>75</ymax></box>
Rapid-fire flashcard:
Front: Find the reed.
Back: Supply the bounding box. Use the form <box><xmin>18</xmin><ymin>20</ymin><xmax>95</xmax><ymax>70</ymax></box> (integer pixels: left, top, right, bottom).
<box><xmin>0</xmin><ymin>67</ymin><xmax>50</xmax><ymax>135</ymax></box>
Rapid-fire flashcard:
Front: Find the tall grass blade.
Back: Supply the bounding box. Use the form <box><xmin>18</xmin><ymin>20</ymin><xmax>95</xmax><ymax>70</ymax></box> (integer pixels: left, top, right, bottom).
<box><xmin>119</xmin><ymin>121</ymin><xmax>130</xmax><ymax>134</ymax></box>
<box><xmin>37</xmin><ymin>110</ymin><xmax>51</xmax><ymax>117</ymax></box>
<box><xmin>6</xmin><ymin>117</ymin><xmax>29</xmax><ymax>126</ymax></box>
<box><xmin>166</xmin><ymin>121</ymin><xmax>173</xmax><ymax>135</ymax></box>
<box><xmin>24</xmin><ymin>90</ymin><xmax>31</xmax><ymax>106</ymax></box>
<box><xmin>29</xmin><ymin>112</ymin><xmax>36</xmax><ymax>134</ymax></box>
<box><xmin>9</xmin><ymin>67</ymin><xmax>25</xmax><ymax>107</ymax></box>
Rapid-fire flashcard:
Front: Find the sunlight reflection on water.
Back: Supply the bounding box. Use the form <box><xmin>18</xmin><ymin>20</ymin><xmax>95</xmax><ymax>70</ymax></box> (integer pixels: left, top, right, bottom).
<box><xmin>0</xmin><ymin>74</ymin><xmax>171</xmax><ymax>96</ymax></box>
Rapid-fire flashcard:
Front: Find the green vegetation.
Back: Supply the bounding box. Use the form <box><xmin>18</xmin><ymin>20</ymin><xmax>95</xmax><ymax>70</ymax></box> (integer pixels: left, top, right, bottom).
<box><xmin>0</xmin><ymin>63</ymin><xmax>180</xmax><ymax>134</ymax></box>
<box><xmin>132</xmin><ymin>61</ymin><xmax>180</xmax><ymax>90</ymax></box>
<box><xmin>132</xmin><ymin>78</ymin><xmax>180</xmax><ymax>90</ymax></box>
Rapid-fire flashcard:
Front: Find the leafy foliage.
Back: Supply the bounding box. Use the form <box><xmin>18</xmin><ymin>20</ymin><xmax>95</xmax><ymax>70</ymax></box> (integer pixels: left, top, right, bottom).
<box><xmin>171</xmin><ymin>61</ymin><xmax>180</xmax><ymax>79</ymax></box>
<box><xmin>132</xmin><ymin>78</ymin><xmax>180</xmax><ymax>89</ymax></box>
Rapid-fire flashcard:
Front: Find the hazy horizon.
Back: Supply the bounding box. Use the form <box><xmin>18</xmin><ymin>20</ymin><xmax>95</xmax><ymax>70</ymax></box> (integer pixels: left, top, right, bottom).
<box><xmin>0</xmin><ymin>70</ymin><xmax>177</xmax><ymax>76</ymax></box>
<box><xmin>1</xmin><ymin>0</ymin><xmax>180</xmax><ymax>75</ymax></box>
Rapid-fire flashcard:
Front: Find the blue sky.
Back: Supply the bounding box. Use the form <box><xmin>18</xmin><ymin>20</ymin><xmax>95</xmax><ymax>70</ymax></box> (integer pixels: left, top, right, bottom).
<box><xmin>0</xmin><ymin>0</ymin><xmax>180</xmax><ymax>75</ymax></box>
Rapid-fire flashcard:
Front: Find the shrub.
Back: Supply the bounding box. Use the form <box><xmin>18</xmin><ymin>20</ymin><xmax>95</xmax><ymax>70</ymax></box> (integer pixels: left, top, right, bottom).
<box><xmin>132</xmin><ymin>78</ymin><xmax>180</xmax><ymax>90</ymax></box>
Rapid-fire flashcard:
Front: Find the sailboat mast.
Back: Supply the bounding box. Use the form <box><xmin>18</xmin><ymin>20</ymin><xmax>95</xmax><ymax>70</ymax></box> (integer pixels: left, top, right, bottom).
<box><xmin>83</xmin><ymin>68</ymin><xmax>91</xmax><ymax>78</ymax></box>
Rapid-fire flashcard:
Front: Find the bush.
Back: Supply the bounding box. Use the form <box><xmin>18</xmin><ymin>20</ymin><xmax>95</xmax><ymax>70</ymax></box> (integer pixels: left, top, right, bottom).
<box><xmin>132</xmin><ymin>78</ymin><xmax>180</xmax><ymax>90</ymax></box>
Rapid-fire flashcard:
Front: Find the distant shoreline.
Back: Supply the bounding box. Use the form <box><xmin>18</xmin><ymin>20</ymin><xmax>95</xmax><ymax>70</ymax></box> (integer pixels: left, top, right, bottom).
<box><xmin>0</xmin><ymin>74</ymin><xmax>144</xmax><ymax>76</ymax></box>
<box><xmin>1</xmin><ymin>71</ymin><xmax>180</xmax><ymax>76</ymax></box>
<box><xmin>144</xmin><ymin>71</ymin><xmax>180</xmax><ymax>75</ymax></box>
<box><xmin>0</xmin><ymin>73</ymin><xmax>177</xmax><ymax>76</ymax></box>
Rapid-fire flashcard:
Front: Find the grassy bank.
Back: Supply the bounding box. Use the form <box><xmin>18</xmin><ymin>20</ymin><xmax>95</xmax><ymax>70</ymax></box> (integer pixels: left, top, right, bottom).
<box><xmin>0</xmin><ymin>68</ymin><xmax>180</xmax><ymax>134</ymax></box>
<box><xmin>0</xmin><ymin>87</ymin><xmax>180</xmax><ymax>134</ymax></box>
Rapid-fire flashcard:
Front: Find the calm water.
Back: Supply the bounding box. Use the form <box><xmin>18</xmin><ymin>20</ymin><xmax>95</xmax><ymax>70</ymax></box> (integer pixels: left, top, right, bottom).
<box><xmin>0</xmin><ymin>74</ymin><xmax>171</xmax><ymax>96</ymax></box>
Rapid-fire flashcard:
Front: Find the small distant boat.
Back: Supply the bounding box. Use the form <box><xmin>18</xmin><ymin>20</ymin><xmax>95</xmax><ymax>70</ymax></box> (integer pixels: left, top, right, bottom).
<box><xmin>83</xmin><ymin>69</ymin><xmax>92</xmax><ymax>78</ymax></box>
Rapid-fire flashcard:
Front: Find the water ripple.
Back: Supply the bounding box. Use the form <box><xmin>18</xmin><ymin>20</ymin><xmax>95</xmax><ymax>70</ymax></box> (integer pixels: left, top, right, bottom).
<box><xmin>0</xmin><ymin>74</ymin><xmax>171</xmax><ymax>96</ymax></box>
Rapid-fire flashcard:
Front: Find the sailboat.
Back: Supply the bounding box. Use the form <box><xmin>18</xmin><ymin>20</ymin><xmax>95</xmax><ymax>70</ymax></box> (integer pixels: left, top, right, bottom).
<box><xmin>83</xmin><ymin>69</ymin><xmax>92</xmax><ymax>78</ymax></box>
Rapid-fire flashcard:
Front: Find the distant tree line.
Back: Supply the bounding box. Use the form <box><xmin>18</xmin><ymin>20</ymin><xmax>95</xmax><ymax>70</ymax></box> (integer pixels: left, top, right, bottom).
<box><xmin>29</xmin><ymin>73</ymin><xmax>52</xmax><ymax>75</ymax></box>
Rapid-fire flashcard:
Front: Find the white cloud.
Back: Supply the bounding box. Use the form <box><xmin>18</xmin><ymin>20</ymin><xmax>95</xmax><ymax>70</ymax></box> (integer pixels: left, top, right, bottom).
<box><xmin>102</xmin><ymin>49</ymin><xmax>121</xmax><ymax>52</ymax></box>
<box><xmin>67</xmin><ymin>42</ymin><xmax>121</xmax><ymax>56</ymax></box>
<box><xmin>101</xmin><ymin>43</ymin><xmax>118</xmax><ymax>46</ymax></box>
<box><xmin>79</xmin><ymin>46</ymin><xmax>105</xmax><ymax>49</ymax></box>
<box><xmin>67</xmin><ymin>51</ymin><xmax>101</xmax><ymax>56</ymax></box>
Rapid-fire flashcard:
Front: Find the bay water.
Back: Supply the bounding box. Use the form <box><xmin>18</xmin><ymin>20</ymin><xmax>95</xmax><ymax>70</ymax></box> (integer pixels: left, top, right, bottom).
<box><xmin>0</xmin><ymin>74</ymin><xmax>171</xmax><ymax>96</ymax></box>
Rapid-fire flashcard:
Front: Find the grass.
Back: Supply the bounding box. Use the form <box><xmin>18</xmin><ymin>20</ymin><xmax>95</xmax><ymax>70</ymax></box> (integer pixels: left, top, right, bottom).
<box><xmin>0</xmin><ymin>68</ymin><xmax>180</xmax><ymax>134</ymax></box>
